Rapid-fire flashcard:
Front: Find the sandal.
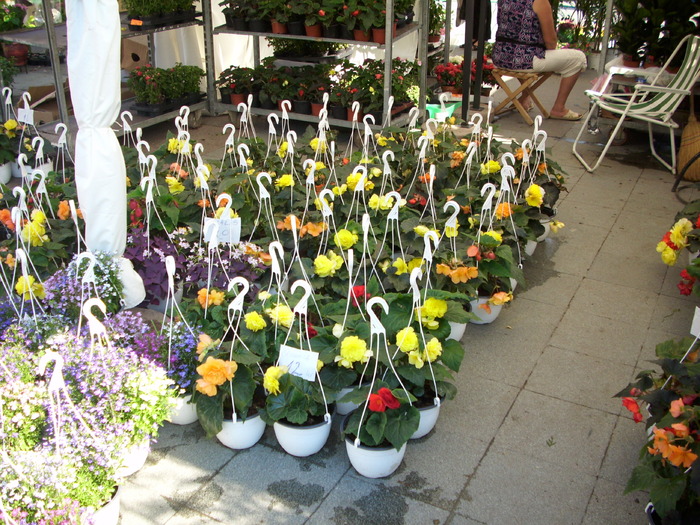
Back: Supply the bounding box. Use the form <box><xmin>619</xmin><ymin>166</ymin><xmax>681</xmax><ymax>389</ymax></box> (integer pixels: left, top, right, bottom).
<box><xmin>549</xmin><ymin>109</ymin><xmax>582</xmax><ymax>121</ymax></box>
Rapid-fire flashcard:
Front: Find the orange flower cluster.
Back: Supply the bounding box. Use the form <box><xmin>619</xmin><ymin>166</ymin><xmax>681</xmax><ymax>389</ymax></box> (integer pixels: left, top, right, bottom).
<box><xmin>450</xmin><ymin>151</ymin><xmax>465</xmax><ymax>168</ymax></box>
<box><xmin>197</xmin><ymin>288</ymin><xmax>225</xmax><ymax>309</ymax></box>
<box><xmin>57</xmin><ymin>201</ymin><xmax>70</xmax><ymax>220</ymax></box>
<box><xmin>195</xmin><ymin>356</ymin><xmax>237</xmax><ymax>396</ymax></box>
<box><xmin>276</xmin><ymin>215</ymin><xmax>326</xmax><ymax>238</ymax></box>
<box><xmin>169</xmin><ymin>162</ymin><xmax>189</xmax><ymax>179</ymax></box>
<box><xmin>494</xmin><ymin>202</ymin><xmax>513</xmax><ymax>220</ymax></box>
<box><xmin>436</xmin><ymin>263</ymin><xmax>478</xmax><ymax>284</ymax></box>
<box><xmin>0</xmin><ymin>209</ymin><xmax>15</xmax><ymax>231</ymax></box>
<box><xmin>648</xmin><ymin>426</ymin><xmax>698</xmax><ymax>469</ymax></box>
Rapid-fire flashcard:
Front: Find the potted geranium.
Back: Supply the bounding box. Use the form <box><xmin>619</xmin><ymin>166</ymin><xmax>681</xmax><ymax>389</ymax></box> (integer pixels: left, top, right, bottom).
<box><xmin>434</xmin><ymin>59</ymin><xmax>464</xmax><ymax>94</ymax></box>
<box><xmin>616</xmin><ymin>336</ymin><xmax>700</xmax><ymax>523</ymax></box>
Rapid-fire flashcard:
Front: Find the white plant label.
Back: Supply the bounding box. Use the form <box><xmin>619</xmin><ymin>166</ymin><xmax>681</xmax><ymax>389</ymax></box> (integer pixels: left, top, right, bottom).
<box><xmin>18</xmin><ymin>107</ymin><xmax>34</xmax><ymax>125</ymax></box>
<box><xmin>435</xmin><ymin>110</ymin><xmax>449</xmax><ymax>123</ymax></box>
<box><xmin>691</xmin><ymin>306</ymin><xmax>700</xmax><ymax>337</ymax></box>
<box><xmin>278</xmin><ymin>345</ymin><xmax>318</xmax><ymax>382</ymax></box>
<box><xmin>203</xmin><ymin>217</ymin><xmax>241</xmax><ymax>244</ymax></box>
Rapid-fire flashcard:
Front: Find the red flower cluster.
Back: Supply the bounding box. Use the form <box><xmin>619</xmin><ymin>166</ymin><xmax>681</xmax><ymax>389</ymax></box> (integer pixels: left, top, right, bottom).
<box><xmin>351</xmin><ymin>285</ymin><xmax>370</xmax><ymax>307</ymax></box>
<box><xmin>660</xmin><ymin>231</ymin><xmax>680</xmax><ymax>251</ymax></box>
<box><xmin>622</xmin><ymin>396</ymin><xmax>644</xmax><ymax>423</ymax></box>
<box><xmin>368</xmin><ymin>388</ymin><xmax>400</xmax><ymax>412</ymax></box>
<box><xmin>129</xmin><ymin>199</ymin><xmax>143</xmax><ymax>228</ymax></box>
<box><xmin>678</xmin><ymin>269</ymin><xmax>697</xmax><ymax>296</ymax></box>
<box><xmin>434</xmin><ymin>62</ymin><xmax>463</xmax><ymax>87</ymax></box>
<box><xmin>407</xmin><ymin>193</ymin><xmax>427</xmax><ymax>207</ymax></box>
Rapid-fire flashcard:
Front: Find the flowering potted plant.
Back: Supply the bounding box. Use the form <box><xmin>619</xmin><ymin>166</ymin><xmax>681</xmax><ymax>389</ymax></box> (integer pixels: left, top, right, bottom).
<box><xmin>434</xmin><ymin>60</ymin><xmax>464</xmax><ymax>93</ymax></box>
<box><xmin>616</xmin><ymin>336</ymin><xmax>700</xmax><ymax>523</ymax></box>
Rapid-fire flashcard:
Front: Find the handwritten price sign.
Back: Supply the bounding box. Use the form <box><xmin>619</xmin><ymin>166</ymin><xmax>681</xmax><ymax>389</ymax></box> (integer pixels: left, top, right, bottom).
<box><xmin>278</xmin><ymin>345</ymin><xmax>319</xmax><ymax>382</ymax></box>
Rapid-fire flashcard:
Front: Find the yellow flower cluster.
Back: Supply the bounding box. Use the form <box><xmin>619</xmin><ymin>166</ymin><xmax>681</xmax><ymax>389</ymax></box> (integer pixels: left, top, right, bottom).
<box><xmin>525</xmin><ymin>184</ymin><xmax>545</xmax><ymax>207</ymax></box>
<box><xmin>167</xmin><ymin>138</ymin><xmax>186</xmax><ymax>154</ymax></box>
<box><xmin>414</xmin><ymin>225</ymin><xmax>440</xmax><ymax>238</ymax></box>
<box><xmin>3</xmin><ymin>119</ymin><xmax>17</xmax><ymax>138</ymax></box>
<box><xmin>197</xmin><ymin>288</ymin><xmax>225</xmax><ymax>309</ymax></box>
<box><xmin>368</xmin><ymin>194</ymin><xmax>398</xmax><ymax>211</ymax></box>
<box><xmin>445</xmin><ymin>220</ymin><xmax>460</xmax><ymax>238</ymax></box>
<box><xmin>244</xmin><ymin>311</ymin><xmax>267</xmax><ymax>332</ymax></box>
<box><xmin>277</xmin><ymin>141</ymin><xmax>288</xmax><ymax>159</ymax></box>
<box><xmin>335</xmin><ymin>335</ymin><xmax>372</xmax><ymax>368</ymax></box>
<box><xmin>408</xmin><ymin>338</ymin><xmax>443</xmax><ymax>369</ymax></box>
<box><xmin>657</xmin><ymin>218</ymin><xmax>693</xmax><ymax>266</ymax></box>
<box><xmin>346</xmin><ymin>172</ymin><xmax>374</xmax><ymax>191</ymax></box>
<box><xmin>266</xmin><ymin>304</ymin><xmax>294</xmax><ymax>328</ymax></box>
<box><xmin>21</xmin><ymin>210</ymin><xmax>49</xmax><ymax>247</ymax></box>
<box><xmin>15</xmin><ymin>275</ymin><xmax>45</xmax><ymax>301</ymax></box>
<box><xmin>482</xmin><ymin>230</ymin><xmax>502</xmax><ymax>245</ymax></box>
<box><xmin>165</xmin><ymin>176</ymin><xmax>185</xmax><ymax>195</ymax></box>
<box><xmin>480</xmin><ymin>160</ymin><xmax>501</xmax><ymax>174</ymax></box>
<box><xmin>314</xmin><ymin>251</ymin><xmax>344</xmax><ymax>277</ymax></box>
<box><xmin>416</xmin><ymin>297</ymin><xmax>448</xmax><ymax>329</ymax></box>
<box><xmin>334</xmin><ymin>229</ymin><xmax>358</xmax><ymax>250</ymax></box>
<box><xmin>310</xmin><ymin>137</ymin><xmax>327</xmax><ymax>152</ymax></box>
<box><xmin>263</xmin><ymin>365</ymin><xmax>287</xmax><ymax>395</ymax></box>
<box><xmin>391</xmin><ymin>257</ymin><xmax>423</xmax><ymax>276</ymax></box>
<box><xmin>275</xmin><ymin>174</ymin><xmax>294</xmax><ymax>190</ymax></box>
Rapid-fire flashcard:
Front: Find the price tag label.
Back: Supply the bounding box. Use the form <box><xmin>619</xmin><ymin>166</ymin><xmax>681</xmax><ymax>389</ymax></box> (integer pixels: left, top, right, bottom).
<box><xmin>278</xmin><ymin>345</ymin><xmax>318</xmax><ymax>382</ymax></box>
<box><xmin>203</xmin><ymin>217</ymin><xmax>241</xmax><ymax>244</ymax></box>
<box><xmin>691</xmin><ymin>306</ymin><xmax>700</xmax><ymax>337</ymax></box>
<box><xmin>18</xmin><ymin>107</ymin><xmax>34</xmax><ymax>126</ymax></box>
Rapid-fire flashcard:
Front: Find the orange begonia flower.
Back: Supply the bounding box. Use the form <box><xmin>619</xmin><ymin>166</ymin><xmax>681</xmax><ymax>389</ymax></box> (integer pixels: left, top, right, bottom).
<box><xmin>670</xmin><ymin>398</ymin><xmax>685</xmax><ymax>418</ymax></box>
<box><xmin>671</xmin><ymin>423</ymin><xmax>690</xmax><ymax>438</ymax></box>
<box><xmin>209</xmin><ymin>289</ymin><xmax>225</xmax><ymax>306</ymax></box>
<box><xmin>197</xmin><ymin>288</ymin><xmax>210</xmax><ymax>308</ymax></box>
<box><xmin>277</xmin><ymin>214</ymin><xmax>301</xmax><ymax>231</ymax></box>
<box><xmin>4</xmin><ymin>253</ymin><xmax>15</xmax><ymax>269</ymax></box>
<box><xmin>197</xmin><ymin>333</ymin><xmax>213</xmax><ymax>355</ymax></box>
<box><xmin>436</xmin><ymin>263</ymin><xmax>451</xmax><ymax>276</ymax></box>
<box><xmin>479</xmin><ymin>302</ymin><xmax>492</xmax><ymax>314</ymax></box>
<box><xmin>467</xmin><ymin>245</ymin><xmax>480</xmax><ymax>258</ymax></box>
<box><xmin>667</xmin><ymin>444</ymin><xmax>698</xmax><ymax>469</ymax></box>
<box><xmin>301</xmin><ymin>221</ymin><xmax>327</xmax><ymax>238</ymax></box>
<box><xmin>57</xmin><ymin>200</ymin><xmax>71</xmax><ymax>220</ymax></box>
<box><xmin>652</xmin><ymin>427</ymin><xmax>672</xmax><ymax>457</ymax></box>
<box><xmin>195</xmin><ymin>378</ymin><xmax>217</xmax><ymax>396</ymax></box>
<box><xmin>452</xmin><ymin>266</ymin><xmax>478</xmax><ymax>283</ymax></box>
<box><xmin>197</xmin><ymin>356</ymin><xmax>237</xmax><ymax>387</ymax></box>
<box><xmin>0</xmin><ymin>209</ymin><xmax>15</xmax><ymax>231</ymax></box>
<box><xmin>197</xmin><ymin>199</ymin><xmax>211</xmax><ymax>208</ymax></box>
<box><xmin>418</xmin><ymin>172</ymin><xmax>435</xmax><ymax>184</ymax></box>
<box><xmin>515</xmin><ymin>148</ymin><xmax>524</xmax><ymax>161</ymax></box>
<box><xmin>76</xmin><ymin>209</ymin><xmax>83</xmax><ymax>219</ymax></box>
<box><xmin>538</xmin><ymin>162</ymin><xmax>547</xmax><ymax>174</ymax></box>
<box><xmin>450</xmin><ymin>151</ymin><xmax>465</xmax><ymax>168</ymax></box>
<box><xmin>495</xmin><ymin>202</ymin><xmax>513</xmax><ymax>220</ymax></box>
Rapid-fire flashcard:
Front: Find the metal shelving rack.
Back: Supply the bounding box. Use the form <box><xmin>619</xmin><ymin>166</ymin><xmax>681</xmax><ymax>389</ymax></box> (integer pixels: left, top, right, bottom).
<box><xmin>201</xmin><ymin>0</ymin><xmax>429</xmax><ymax>128</ymax></box>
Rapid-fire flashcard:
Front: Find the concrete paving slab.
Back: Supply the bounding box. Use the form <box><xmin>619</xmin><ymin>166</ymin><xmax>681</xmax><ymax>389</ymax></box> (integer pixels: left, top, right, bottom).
<box><xmin>581</xmin><ymin>478</ymin><xmax>647</xmax><ymax>525</ymax></box>
<box><xmin>549</xmin><ymin>309</ymin><xmax>645</xmax><ymax>366</ymax></box>
<box><xmin>568</xmin><ymin>278</ymin><xmax>658</xmax><ymax>325</ymax></box>
<box><xmin>307</xmin><ymin>475</ymin><xmax>450</xmax><ymax>525</ymax></box>
<box><xmin>539</xmin><ymin>223</ymin><xmax>608</xmax><ymax>276</ymax></box>
<box><xmin>554</xmin><ymin>199</ymin><xmax>621</xmax><ymax>230</ymax></box>
<box><xmin>624</xmin><ymin>176</ymin><xmax>686</xmax><ymax>219</ymax></box>
<box><xmin>598</xmin><ymin>416</ymin><xmax>649</xmax><ymax>487</ymax></box>
<box><xmin>638</xmin><ymin>329</ymin><xmax>685</xmax><ymax>368</ymax></box>
<box><xmin>448</xmin><ymin>514</ymin><xmax>487</xmax><ymax>525</ymax></box>
<box><xmin>650</xmin><ymin>294</ymin><xmax>698</xmax><ymax>336</ymax></box>
<box><xmin>118</xmin><ymin>481</ymin><xmax>179</xmax><ymax>525</ymax></box>
<box><xmin>456</xmin><ymin>447</ymin><xmax>596</xmax><ymax>524</ymax></box>
<box><xmin>516</xmin><ymin>270</ymin><xmax>583</xmax><ymax>307</ymax></box>
<box><xmin>564</xmin><ymin>174</ymin><xmax>636</xmax><ymax>209</ymax></box>
<box><xmin>490</xmin><ymin>390</ymin><xmax>617</xmax><ymax>476</ymax></box>
<box><xmin>525</xmin><ymin>345</ymin><xmax>634</xmax><ymax>414</ymax></box>
<box><xmin>586</xmin><ymin>249</ymin><xmax>667</xmax><ymax>294</ymax></box>
<box><xmin>185</xmin><ymin>442</ymin><xmax>350</xmax><ymax>524</ymax></box>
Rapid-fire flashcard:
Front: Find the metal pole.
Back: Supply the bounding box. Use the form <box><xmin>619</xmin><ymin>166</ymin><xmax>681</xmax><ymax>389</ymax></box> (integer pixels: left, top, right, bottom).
<box><xmin>461</xmin><ymin>0</ymin><xmax>474</xmax><ymax>121</ymax></box>
<box><xmin>43</xmin><ymin>0</ymin><xmax>69</xmax><ymax>126</ymax></box>
<box><xmin>445</xmin><ymin>0</ymin><xmax>452</xmax><ymax>64</ymax></box>
<box><xmin>472</xmin><ymin>0</ymin><xmax>487</xmax><ymax>110</ymax></box>
<box><xmin>382</xmin><ymin>0</ymin><xmax>395</xmax><ymax>126</ymax></box>
<box><xmin>202</xmin><ymin>0</ymin><xmax>216</xmax><ymax>114</ymax></box>
<box><xmin>418</xmin><ymin>0</ymin><xmax>429</xmax><ymax>119</ymax></box>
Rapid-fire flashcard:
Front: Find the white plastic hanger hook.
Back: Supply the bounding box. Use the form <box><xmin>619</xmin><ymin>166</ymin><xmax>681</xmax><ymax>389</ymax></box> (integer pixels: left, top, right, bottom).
<box><xmin>179</xmin><ymin>105</ymin><xmax>191</xmax><ymax>122</ymax></box>
<box><xmin>76</xmin><ymin>251</ymin><xmax>97</xmax><ymax>285</ymax></box>
<box><xmin>382</xmin><ymin>150</ymin><xmax>395</xmax><ymax>174</ymax></box>
<box><xmin>21</xmin><ymin>91</ymin><xmax>31</xmax><ymax>110</ymax></box>
<box><xmin>409</xmin><ymin>267</ymin><xmax>423</xmax><ymax>304</ymax></box>
<box><xmin>408</xmin><ymin>107</ymin><xmax>420</xmax><ymax>130</ymax></box>
<box><xmin>281</xmin><ymin>100</ymin><xmax>292</xmax><ymax>121</ymax></box>
<box><xmin>37</xmin><ymin>350</ymin><xmax>66</xmax><ymax>392</ymax></box>
<box><xmin>351</xmin><ymin>101</ymin><xmax>361</xmax><ymax>122</ymax></box>
<box><xmin>425</xmin><ymin>118</ymin><xmax>438</xmax><ymax>140</ymax></box>
<box><xmin>165</xmin><ymin>255</ymin><xmax>176</xmax><ymax>289</ymax></box>
<box><xmin>417</xmin><ymin>135</ymin><xmax>430</xmax><ymax>160</ymax></box>
<box><xmin>520</xmin><ymin>139</ymin><xmax>532</xmax><ymax>163</ymax></box>
<box><xmin>443</xmin><ymin>200</ymin><xmax>460</xmax><ymax>228</ymax></box>
<box><xmin>136</xmin><ymin>140</ymin><xmax>151</xmax><ymax>163</ymax></box>
<box><xmin>303</xmin><ymin>158</ymin><xmax>316</xmax><ymax>185</ymax></box>
<box><xmin>223</xmin><ymin>123</ymin><xmax>236</xmax><ymax>147</ymax></box>
<box><xmin>227</xmin><ymin>276</ymin><xmax>250</xmax><ymax>313</ymax></box>
<box><xmin>204</xmin><ymin>220</ymin><xmax>219</xmax><ymax>251</ymax></box>
<box><xmin>269</xmin><ymin>240</ymin><xmax>285</xmax><ymax>280</ymax></box>
<box><xmin>534</xmin><ymin>129</ymin><xmax>548</xmax><ymax>152</ymax></box>
<box><xmin>195</xmin><ymin>165</ymin><xmax>210</xmax><ymax>192</ymax></box>
<box><xmin>267</xmin><ymin>113</ymin><xmax>279</xmax><ymax>136</ymax></box>
<box><xmin>286</xmin><ymin>130</ymin><xmax>297</xmax><ymax>151</ymax></box>
<box><xmin>237</xmin><ymin>143</ymin><xmax>250</xmax><ymax>168</ymax></box>
<box><xmin>256</xmin><ymin>172</ymin><xmax>271</xmax><ymax>200</ymax></box>
<box><xmin>291</xmin><ymin>279</ymin><xmax>313</xmax><ymax>317</ymax></box>
<box><xmin>12</xmin><ymin>186</ymin><xmax>27</xmax><ymax>212</ymax></box>
<box><xmin>54</xmin><ymin>122</ymin><xmax>68</xmax><ymax>146</ymax></box>
<box><xmin>363</xmin><ymin>114</ymin><xmax>375</xmax><ymax>138</ymax></box>
<box><xmin>2</xmin><ymin>86</ymin><xmax>11</xmax><ymax>106</ymax></box>
<box><xmin>439</xmin><ymin>92</ymin><xmax>449</xmax><ymax>111</ymax></box>
<box><xmin>367</xmin><ymin>297</ymin><xmax>389</xmax><ymax>337</ymax></box>
<box><xmin>318</xmin><ymin>188</ymin><xmax>335</xmax><ymax>218</ymax></box>
<box><xmin>351</xmin><ymin>165</ymin><xmax>367</xmax><ymax>193</ymax></box>
<box><xmin>216</xmin><ymin>192</ymin><xmax>234</xmax><ymax>217</ymax></box>
<box><xmin>533</xmin><ymin>115</ymin><xmax>543</xmax><ymax>136</ymax></box>
<box><xmin>481</xmin><ymin>182</ymin><xmax>497</xmax><ymax>213</ymax></box>
<box><xmin>120</xmin><ymin>110</ymin><xmax>133</xmax><ymax>132</ymax></box>
<box><xmin>386</xmin><ymin>190</ymin><xmax>402</xmax><ymax>220</ymax></box>
<box><xmin>31</xmin><ymin>136</ymin><xmax>45</xmax><ymax>160</ymax></box>
<box><xmin>501</xmin><ymin>152</ymin><xmax>515</xmax><ymax>167</ymax></box>
<box><xmin>237</xmin><ymin>102</ymin><xmax>248</xmax><ymax>124</ymax></box>
<box><xmin>423</xmin><ymin>230</ymin><xmax>439</xmax><ymax>262</ymax></box>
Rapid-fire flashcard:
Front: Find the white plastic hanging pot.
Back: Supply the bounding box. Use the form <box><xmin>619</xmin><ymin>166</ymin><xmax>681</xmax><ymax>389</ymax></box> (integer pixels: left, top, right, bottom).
<box><xmin>217</xmin><ymin>412</ymin><xmax>266</xmax><ymax>450</ymax></box>
<box><xmin>469</xmin><ymin>297</ymin><xmax>503</xmax><ymax>325</ymax></box>
<box><xmin>509</xmin><ymin>277</ymin><xmax>518</xmax><ymax>292</ymax></box>
<box><xmin>168</xmin><ymin>394</ymin><xmax>198</xmax><ymax>425</ymax></box>
<box><xmin>410</xmin><ymin>401</ymin><xmax>441</xmax><ymax>439</ymax></box>
<box><xmin>536</xmin><ymin>220</ymin><xmax>551</xmax><ymax>242</ymax></box>
<box><xmin>86</xmin><ymin>486</ymin><xmax>121</xmax><ymax>525</ymax></box>
<box><xmin>273</xmin><ymin>417</ymin><xmax>331</xmax><ymax>457</ymax></box>
<box><xmin>447</xmin><ymin>322</ymin><xmax>467</xmax><ymax>341</ymax></box>
<box><xmin>116</xmin><ymin>439</ymin><xmax>150</xmax><ymax>477</ymax></box>
<box><xmin>36</xmin><ymin>159</ymin><xmax>54</xmax><ymax>175</ymax></box>
<box><xmin>0</xmin><ymin>162</ymin><xmax>11</xmax><ymax>184</ymax></box>
<box><xmin>10</xmin><ymin>161</ymin><xmax>21</xmax><ymax>178</ymax></box>
<box><xmin>524</xmin><ymin>239</ymin><xmax>538</xmax><ymax>256</ymax></box>
<box><xmin>147</xmin><ymin>285</ymin><xmax>184</xmax><ymax>314</ymax></box>
<box><xmin>336</xmin><ymin>385</ymin><xmax>361</xmax><ymax>416</ymax></box>
<box><xmin>345</xmin><ymin>437</ymin><xmax>407</xmax><ymax>478</ymax></box>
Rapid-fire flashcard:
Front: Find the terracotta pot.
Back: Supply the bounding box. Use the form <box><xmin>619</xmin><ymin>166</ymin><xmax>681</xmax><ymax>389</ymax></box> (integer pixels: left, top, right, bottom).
<box><xmin>305</xmin><ymin>23</ymin><xmax>323</xmax><ymax>37</ymax></box>
<box><xmin>310</xmin><ymin>102</ymin><xmax>324</xmax><ymax>116</ymax></box>
<box><xmin>371</xmin><ymin>23</ymin><xmax>397</xmax><ymax>44</ymax></box>
<box><xmin>428</xmin><ymin>34</ymin><xmax>441</xmax><ymax>43</ymax></box>
<box><xmin>441</xmin><ymin>85</ymin><xmax>462</xmax><ymax>95</ymax></box>
<box><xmin>353</xmin><ymin>29</ymin><xmax>371</xmax><ymax>42</ymax></box>
<box><xmin>2</xmin><ymin>43</ymin><xmax>29</xmax><ymax>67</ymax></box>
<box><xmin>270</xmin><ymin>19</ymin><xmax>287</xmax><ymax>34</ymax></box>
<box><xmin>230</xmin><ymin>93</ymin><xmax>248</xmax><ymax>105</ymax></box>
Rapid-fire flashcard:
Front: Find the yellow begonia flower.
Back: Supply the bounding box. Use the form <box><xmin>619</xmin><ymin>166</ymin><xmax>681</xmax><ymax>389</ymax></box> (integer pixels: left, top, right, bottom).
<box><xmin>277</xmin><ymin>141</ymin><xmax>288</xmax><ymax>159</ymax></box>
<box><xmin>263</xmin><ymin>365</ymin><xmax>287</xmax><ymax>395</ymax></box>
<box><xmin>209</xmin><ymin>289</ymin><xmax>225</xmax><ymax>306</ymax></box>
<box><xmin>332</xmin><ymin>323</ymin><xmax>344</xmax><ymax>338</ymax></box>
<box><xmin>421</xmin><ymin>297</ymin><xmax>448</xmax><ymax>319</ymax></box>
<box><xmin>244</xmin><ymin>311</ymin><xmax>267</xmax><ymax>332</ymax></box>
<box><xmin>395</xmin><ymin>326</ymin><xmax>419</xmax><ymax>353</ymax></box>
<box><xmin>483</xmin><ymin>230</ymin><xmax>502</xmax><ymax>245</ymax></box>
<box><xmin>480</xmin><ymin>160</ymin><xmax>501</xmax><ymax>174</ymax></box>
<box><xmin>15</xmin><ymin>275</ymin><xmax>45</xmax><ymax>301</ymax></box>
<box><xmin>314</xmin><ymin>251</ymin><xmax>344</xmax><ymax>277</ymax></box>
<box><xmin>550</xmin><ymin>220</ymin><xmax>565</xmax><ymax>233</ymax></box>
<box><xmin>346</xmin><ymin>172</ymin><xmax>374</xmax><ymax>191</ymax></box>
<box><xmin>266</xmin><ymin>304</ymin><xmax>294</xmax><ymax>327</ymax></box>
<box><xmin>335</xmin><ymin>335</ymin><xmax>372</xmax><ymax>368</ymax></box>
<box><xmin>332</xmin><ymin>184</ymin><xmax>347</xmax><ymax>196</ymax></box>
<box><xmin>31</xmin><ymin>209</ymin><xmax>46</xmax><ymax>224</ymax></box>
<box><xmin>424</xmin><ymin>338</ymin><xmax>442</xmax><ymax>362</ymax></box>
<box><xmin>167</xmin><ymin>138</ymin><xmax>184</xmax><ymax>154</ymax></box>
<box><xmin>445</xmin><ymin>220</ymin><xmax>459</xmax><ymax>238</ymax></box>
<box><xmin>369</xmin><ymin>167</ymin><xmax>382</xmax><ymax>178</ymax></box>
<box><xmin>334</xmin><ymin>229</ymin><xmax>358</xmax><ymax>250</ymax></box>
<box><xmin>408</xmin><ymin>350</ymin><xmax>425</xmax><ymax>369</ymax></box>
<box><xmin>368</xmin><ymin>194</ymin><xmax>396</xmax><ymax>211</ymax></box>
<box><xmin>310</xmin><ymin>137</ymin><xmax>327</xmax><ymax>152</ymax></box>
<box><xmin>275</xmin><ymin>174</ymin><xmax>294</xmax><ymax>190</ymax></box>
<box><xmin>377</xmin><ymin>135</ymin><xmax>388</xmax><ymax>147</ymax></box>
<box><xmin>525</xmin><ymin>184</ymin><xmax>545</xmax><ymax>207</ymax></box>
<box><xmin>165</xmin><ymin>176</ymin><xmax>185</xmax><ymax>195</ymax></box>
<box><xmin>21</xmin><ymin>221</ymin><xmax>48</xmax><ymax>247</ymax></box>
<box><xmin>670</xmin><ymin>218</ymin><xmax>693</xmax><ymax>249</ymax></box>
<box><xmin>661</xmin><ymin>246</ymin><xmax>678</xmax><ymax>266</ymax></box>
<box><xmin>258</xmin><ymin>290</ymin><xmax>272</xmax><ymax>301</ymax></box>
<box><xmin>214</xmin><ymin>207</ymin><xmax>237</xmax><ymax>219</ymax></box>
<box><xmin>393</xmin><ymin>257</ymin><xmax>423</xmax><ymax>276</ymax></box>
<box><xmin>314</xmin><ymin>197</ymin><xmax>332</xmax><ymax>211</ymax></box>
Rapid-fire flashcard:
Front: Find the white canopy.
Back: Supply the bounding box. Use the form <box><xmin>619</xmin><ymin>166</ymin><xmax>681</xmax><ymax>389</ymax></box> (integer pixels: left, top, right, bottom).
<box><xmin>66</xmin><ymin>0</ymin><xmax>144</xmax><ymax>307</ymax></box>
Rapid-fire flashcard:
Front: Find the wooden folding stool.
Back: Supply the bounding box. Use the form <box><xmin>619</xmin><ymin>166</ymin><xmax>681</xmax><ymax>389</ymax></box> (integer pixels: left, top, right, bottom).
<box><xmin>491</xmin><ymin>68</ymin><xmax>552</xmax><ymax>125</ymax></box>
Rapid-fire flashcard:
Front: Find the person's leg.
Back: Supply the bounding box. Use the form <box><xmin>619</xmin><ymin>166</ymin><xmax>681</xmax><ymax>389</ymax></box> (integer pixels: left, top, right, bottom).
<box><xmin>550</xmin><ymin>73</ymin><xmax>580</xmax><ymax>117</ymax></box>
<box><xmin>532</xmin><ymin>49</ymin><xmax>586</xmax><ymax>116</ymax></box>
